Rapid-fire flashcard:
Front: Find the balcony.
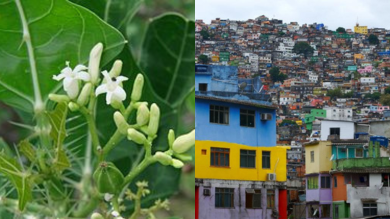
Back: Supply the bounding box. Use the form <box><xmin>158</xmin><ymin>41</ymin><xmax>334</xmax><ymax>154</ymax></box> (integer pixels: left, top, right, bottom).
<box><xmin>195</xmin><ymin>91</ymin><xmax>273</xmax><ymax>106</ymax></box>
<box><xmin>332</xmin><ymin>157</ymin><xmax>390</xmax><ymax>172</ymax></box>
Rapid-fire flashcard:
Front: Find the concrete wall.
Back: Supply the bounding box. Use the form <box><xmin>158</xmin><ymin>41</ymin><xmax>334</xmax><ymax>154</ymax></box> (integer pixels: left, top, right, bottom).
<box><xmin>320</xmin><ymin>120</ymin><xmax>355</xmax><ymax>141</ymax></box>
<box><xmin>195</xmin><ymin>74</ymin><xmax>212</xmax><ymax>92</ymax></box>
<box><xmin>369</xmin><ymin>173</ymin><xmax>382</xmax><ymax>187</ymax></box>
<box><xmin>305</xmin><ymin>141</ymin><xmax>332</xmax><ymax>174</ymax></box>
<box><xmin>306</xmin><ymin>173</ymin><xmax>332</xmax><ymax>203</ymax></box>
<box><xmin>347</xmin><ymin>185</ymin><xmax>390</xmax><ymax>218</ymax></box>
<box><xmin>195</xmin><ymin>98</ymin><xmax>276</xmax><ymax>146</ymax></box>
<box><xmin>198</xmin><ymin>179</ymin><xmax>282</xmax><ymax>219</ymax></box>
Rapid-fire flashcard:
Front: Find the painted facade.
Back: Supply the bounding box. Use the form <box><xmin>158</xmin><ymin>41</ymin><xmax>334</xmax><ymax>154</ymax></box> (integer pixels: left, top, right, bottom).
<box><xmin>195</xmin><ymin>65</ymin><xmax>288</xmax><ymax>219</ymax></box>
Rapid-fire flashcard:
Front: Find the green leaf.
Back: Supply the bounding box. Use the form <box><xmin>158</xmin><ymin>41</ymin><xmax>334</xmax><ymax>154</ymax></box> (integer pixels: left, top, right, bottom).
<box><xmin>0</xmin><ymin>0</ymin><xmax>126</xmax><ymax>112</ymax></box>
<box><xmin>0</xmin><ymin>153</ymin><xmax>32</xmax><ymax>211</ymax></box>
<box><xmin>53</xmin><ymin>149</ymin><xmax>71</xmax><ymax>172</ymax></box>
<box><xmin>139</xmin><ymin>13</ymin><xmax>195</xmax><ymax>106</ymax></box>
<box><xmin>19</xmin><ymin>140</ymin><xmax>36</xmax><ymax>162</ymax></box>
<box><xmin>47</xmin><ymin>103</ymin><xmax>68</xmax><ymax>149</ymax></box>
<box><xmin>71</xmin><ymin>0</ymin><xmax>143</xmax><ymax>31</ymax></box>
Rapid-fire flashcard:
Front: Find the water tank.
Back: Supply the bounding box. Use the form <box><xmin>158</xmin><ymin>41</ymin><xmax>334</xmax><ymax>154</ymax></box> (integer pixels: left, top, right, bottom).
<box><xmin>370</xmin><ymin>136</ymin><xmax>389</xmax><ymax>148</ymax></box>
<box><xmin>354</xmin><ymin>132</ymin><xmax>368</xmax><ymax>140</ymax></box>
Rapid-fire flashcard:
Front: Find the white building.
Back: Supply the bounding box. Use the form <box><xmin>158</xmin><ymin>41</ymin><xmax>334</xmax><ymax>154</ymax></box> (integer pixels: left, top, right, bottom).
<box><xmin>360</xmin><ymin>77</ymin><xmax>375</xmax><ymax>84</ymax></box>
<box><xmin>324</xmin><ymin>107</ymin><xmax>353</xmax><ymax>121</ymax></box>
<box><xmin>320</xmin><ymin>119</ymin><xmax>355</xmax><ymax>141</ymax></box>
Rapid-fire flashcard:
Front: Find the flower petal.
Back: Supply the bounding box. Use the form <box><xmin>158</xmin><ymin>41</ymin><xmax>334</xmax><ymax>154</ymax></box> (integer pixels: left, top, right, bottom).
<box><xmin>76</xmin><ymin>71</ymin><xmax>90</xmax><ymax>82</ymax></box>
<box><xmin>73</xmin><ymin>64</ymin><xmax>88</xmax><ymax>73</ymax></box>
<box><xmin>53</xmin><ymin>73</ymin><xmax>66</xmax><ymax>81</ymax></box>
<box><xmin>115</xmin><ymin>76</ymin><xmax>128</xmax><ymax>83</ymax></box>
<box><xmin>95</xmin><ymin>84</ymin><xmax>108</xmax><ymax>96</ymax></box>
<box><xmin>113</xmin><ymin>86</ymin><xmax>126</xmax><ymax>102</ymax></box>
<box><xmin>61</xmin><ymin>66</ymin><xmax>73</xmax><ymax>77</ymax></box>
<box><xmin>101</xmin><ymin>70</ymin><xmax>111</xmax><ymax>83</ymax></box>
<box><xmin>65</xmin><ymin>79</ymin><xmax>79</xmax><ymax>99</ymax></box>
<box><xmin>106</xmin><ymin>91</ymin><xmax>113</xmax><ymax>104</ymax></box>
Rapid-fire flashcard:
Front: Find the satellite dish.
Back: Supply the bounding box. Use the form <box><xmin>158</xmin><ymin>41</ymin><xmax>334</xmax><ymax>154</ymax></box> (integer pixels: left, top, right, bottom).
<box><xmin>238</xmin><ymin>82</ymin><xmax>247</xmax><ymax>92</ymax></box>
<box><xmin>330</xmin><ymin>154</ymin><xmax>334</xmax><ymax>161</ymax></box>
<box><xmin>379</xmin><ymin>183</ymin><xmax>383</xmax><ymax>189</ymax></box>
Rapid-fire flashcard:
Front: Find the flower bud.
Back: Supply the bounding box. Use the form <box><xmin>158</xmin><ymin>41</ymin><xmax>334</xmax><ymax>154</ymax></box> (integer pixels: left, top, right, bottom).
<box><xmin>171</xmin><ymin>159</ymin><xmax>184</xmax><ymax>168</ymax></box>
<box><xmin>89</xmin><ymin>43</ymin><xmax>103</xmax><ymax>84</ymax></box>
<box><xmin>131</xmin><ymin>74</ymin><xmax>144</xmax><ymax>102</ymax></box>
<box><xmin>137</xmin><ymin>103</ymin><xmax>150</xmax><ymax>126</ymax></box>
<box><xmin>114</xmin><ymin>112</ymin><xmax>129</xmax><ymax>135</ymax></box>
<box><xmin>93</xmin><ymin>162</ymin><xmax>124</xmax><ymax>194</ymax></box>
<box><xmin>168</xmin><ymin>129</ymin><xmax>175</xmax><ymax>148</ymax></box>
<box><xmin>91</xmin><ymin>213</ymin><xmax>105</xmax><ymax>219</ymax></box>
<box><xmin>153</xmin><ymin>152</ymin><xmax>173</xmax><ymax>165</ymax></box>
<box><xmin>127</xmin><ymin>128</ymin><xmax>147</xmax><ymax>144</ymax></box>
<box><xmin>174</xmin><ymin>153</ymin><xmax>193</xmax><ymax>161</ymax></box>
<box><xmin>109</xmin><ymin>60</ymin><xmax>123</xmax><ymax>78</ymax></box>
<box><xmin>110</xmin><ymin>100</ymin><xmax>123</xmax><ymax>110</ymax></box>
<box><xmin>48</xmin><ymin>94</ymin><xmax>70</xmax><ymax>103</ymax></box>
<box><xmin>68</xmin><ymin>102</ymin><xmax>79</xmax><ymax>112</ymax></box>
<box><xmin>133</xmin><ymin>101</ymin><xmax>148</xmax><ymax>109</ymax></box>
<box><xmin>172</xmin><ymin>129</ymin><xmax>195</xmax><ymax>154</ymax></box>
<box><xmin>76</xmin><ymin>83</ymin><xmax>92</xmax><ymax>106</ymax></box>
<box><xmin>147</xmin><ymin>103</ymin><xmax>160</xmax><ymax>136</ymax></box>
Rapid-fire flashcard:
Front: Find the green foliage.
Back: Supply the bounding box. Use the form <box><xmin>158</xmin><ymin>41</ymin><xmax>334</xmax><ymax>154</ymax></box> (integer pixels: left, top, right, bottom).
<box><xmin>0</xmin><ymin>153</ymin><xmax>32</xmax><ymax>211</ymax></box>
<box><xmin>269</xmin><ymin>67</ymin><xmax>287</xmax><ymax>83</ymax></box>
<box><xmin>0</xmin><ymin>0</ymin><xmax>126</xmax><ymax>112</ymax></box>
<box><xmin>365</xmin><ymin>92</ymin><xmax>381</xmax><ymax>101</ymax></box>
<box><xmin>0</xmin><ymin>0</ymin><xmax>194</xmax><ymax>217</ymax></box>
<box><xmin>278</xmin><ymin>31</ymin><xmax>285</xmax><ymax>36</ymax></box>
<box><xmin>292</xmin><ymin>42</ymin><xmax>314</xmax><ymax>58</ymax></box>
<box><xmin>200</xmin><ymin>29</ymin><xmax>210</xmax><ymax>40</ymax></box>
<box><xmin>385</xmin><ymin>87</ymin><xmax>390</xmax><ymax>94</ymax></box>
<box><xmin>198</xmin><ymin>54</ymin><xmax>209</xmax><ymax>64</ymax></box>
<box><xmin>336</xmin><ymin>27</ymin><xmax>346</xmax><ymax>33</ymax></box>
<box><xmin>326</xmin><ymin>88</ymin><xmax>343</xmax><ymax>99</ymax></box>
<box><xmin>380</xmin><ymin>94</ymin><xmax>390</xmax><ymax>106</ymax></box>
<box><xmin>368</xmin><ymin>34</ymin><xmax>379</xmax><ymax>45</ymax></box>
<box><xmin>279</xmin><ymin>120</ymin><xmax>298</xmax><ymax>127</ymax></box>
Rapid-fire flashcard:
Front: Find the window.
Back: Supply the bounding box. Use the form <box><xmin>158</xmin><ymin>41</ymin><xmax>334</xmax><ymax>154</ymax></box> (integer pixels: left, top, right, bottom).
<box><xmin>310</xmin><ymin>151</ymin><xmax>314</xmax><ymax>163</ymax></box>
<box><xmin>240</xmin><ymin>109</ymin><xmax>255</xmax><ymax>127</ymax></box>
<box><xmin>215</xmin><ymin>188</ymin><xmax>234</xmax><ymax>208</ymax></box>
<box><xmin>240</xmin><ymin>150</ymin><xmax>256</xmax><ymax>168</ymax></box>
<box><xmin>321</xmin><ymin>204</ymin><xmax>331</xmax><ymax>217</ymax></box>
<box><xmin>267</xmin><ymin>190</ymin><xmax>275</xmax><ymax>208</ymax></box>
<box><xmin>334</xmin><ymin>176</ymin><xmax>337</xmax><ymax>188</ymax></box>
<box><xmin>245</xmin><ymin>189</ymin><xmax>261</xmax><ymax>209</ymax></box>
<box><xmin>321</xmin><ymin>176</ymin><xmax>331</xmax><ymax>188</ymax></box>
<box><xmin>356</xmin><ymin>148</ymin><xmax>363</xmax><ymax>158</ymax></box>
<box><xmin>363</xmin><ymin>203</ymin><xmax>377</xmax><ymax>216</ymax></box>
<box><xmin>330</xmin><ymin>128</ymin><xmax>340</xmax><ymax>135</ymax></box>
<box><xmin>199</xmin><ymin>83</ymin><xmax>208</xmax><ymax>92</ymax></box>
<box><xmin>262</xmin><ymin>151</ymin><xmax>271</xmax><ymax>169</ymax></box>
<box><xmin>308</xmin><ymin>176</ymin><xmax>318</xmax><ymax>189</ymax></box>
<box><xmin>210</xmin><ymin>148</ymin><xmax>230</xmax><ymax>167</ymax></box>
<box><xmin>210</xmin><ymin>105</ymin><xmax>229</xmax><ymax>124</ymax></box>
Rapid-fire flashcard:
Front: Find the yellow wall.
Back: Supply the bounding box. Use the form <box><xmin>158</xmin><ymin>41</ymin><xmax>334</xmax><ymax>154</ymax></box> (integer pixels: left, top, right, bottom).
<box><xmin>195</xmin><ymin>140</ymin><xmax>289</xmax><ymax>182</ymax></box>
<box><xmin>305</xmin><ymin>141</ymin><xmax>332</xmax><ymax>174</ymax></box>
<box><xmin>211</xmin><ymin>56</ymin><xmax>219</xmax><ymax>62</ymax></box>
<box><xmin>354</xmin><ymin>26</ymin><xmax>367</xmax><ymax>34</ymax></box>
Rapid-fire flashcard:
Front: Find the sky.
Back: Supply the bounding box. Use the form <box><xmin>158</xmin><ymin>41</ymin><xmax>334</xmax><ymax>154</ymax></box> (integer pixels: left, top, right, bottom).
<box><xmin>195</xmin><ymin>0</ymin><xmax>390</xmax><ymax>31</ymax></box>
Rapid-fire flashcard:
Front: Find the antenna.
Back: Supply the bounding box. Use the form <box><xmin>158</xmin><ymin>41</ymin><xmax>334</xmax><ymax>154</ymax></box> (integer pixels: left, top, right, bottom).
<box><xmin>379</xmin><ymin>182</ymin><xmax>383</xmax><ymax>189</ymax></box>
<box><xmin>313</xmin><ymin>209</ymin><xmax>318</xmax><ymax>216</ymax></box>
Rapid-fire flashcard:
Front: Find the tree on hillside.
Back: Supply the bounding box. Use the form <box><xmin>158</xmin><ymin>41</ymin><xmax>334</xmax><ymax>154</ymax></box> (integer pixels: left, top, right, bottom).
<box><xmin>365</xmin><ymin>92</ymin><xmax>381</xmax><ymax>101</ymax></box>
<box><xmin>380</xmin><ymin>94</ymin><xmax>390</xmax><ymax>106</ymax></box>
<box><xmin>292</xmin><ymin>42</ymin><xmax>314</xmax><ymax>58</ymax></box>
<box><xmin>336</xmin><ymin>27</ymin><xmax>346</xmax><ymax>33</ymax></box>
<box><xmin>200</xmin><ymin>29</ymin><xmax>210</xmax><ymax>40</ymax></box>
<box><xmin>198</xmin><ymin>54</ymin><xmax>209</xmax><ymax>64</ymax></box>
<box><xmin>326</xmin><ymin>88</ymin><xmax>343</xmax><ymax>99</ymax></box>
<box><xmin>385</xmin><ymin>87</ymin><xmax>390</xmax><ymax>95</ymax></box>
<box><xmin>270</xmin><ymin>67</ymin><xmax>288</xmax><ymax>83</ymax></box>
<box><xmin>368</xmin><ymin>34</ymin><xmax>379</xmax><ymax>45</ymax></box>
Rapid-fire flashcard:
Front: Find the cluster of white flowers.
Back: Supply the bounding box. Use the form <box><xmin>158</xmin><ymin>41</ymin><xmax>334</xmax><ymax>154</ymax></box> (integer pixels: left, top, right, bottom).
<box><xmin>52</xmin><ymin>43</ymin><xmax>128</xmax><ymax>106</ymax></box>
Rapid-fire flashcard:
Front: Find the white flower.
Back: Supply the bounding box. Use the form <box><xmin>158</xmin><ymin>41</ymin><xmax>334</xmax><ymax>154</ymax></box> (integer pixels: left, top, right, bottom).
<box><xmin>95</xmin><ymin>70</ymin><xmax>128</xmax><ymax>105</ymax></box>
<box><xmin>53</xmin><ymin>61</ymin><xmax>90</xmax><ymax>99</ymax></box>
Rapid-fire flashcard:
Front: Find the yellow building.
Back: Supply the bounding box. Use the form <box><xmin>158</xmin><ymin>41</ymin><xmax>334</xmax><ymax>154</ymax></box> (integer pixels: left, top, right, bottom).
<box><xmin>354</xmin><ymin>24</ymin><xmax>367</xmax><ymax>35</ymax></box>
<box><xmin>211</xmin><ymin>55</ymin><xmax>219</xmax><ymax>62</ymax></box>
<box><xmin>195</xmin><ymin>140</ymin><xmax>289</xmax><ymax>182</ymax></box>
<box><xmin>304</xmin><ymin>141</ymin><xmax>332</xmax><ymax>174</ymax></box>
<box><xmin>354</xmin><ymin>53</ymin><xmax>364</xmax><ymax>64</ymax></box>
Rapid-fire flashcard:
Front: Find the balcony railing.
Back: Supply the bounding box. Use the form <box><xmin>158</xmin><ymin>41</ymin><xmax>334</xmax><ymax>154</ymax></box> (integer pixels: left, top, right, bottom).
<box><xmin>332</xmin><ymin>157</ymin><xmax>390</xmax><ymax>171</ymax></box>
<box><xmin>195</xmin><ymin>91</ymin><xmax>272</xmax><ymax>105</ymax></box>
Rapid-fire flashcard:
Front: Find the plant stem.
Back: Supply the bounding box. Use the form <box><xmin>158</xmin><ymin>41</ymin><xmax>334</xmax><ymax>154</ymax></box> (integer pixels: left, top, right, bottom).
<box><xmin>112</xmin><ymin>194</ymin><xmax>120</xmax><ymax>212</ymax></box>
<box><xmin>79</xmin><ymin>106</ymin><xmax>100</xmax><ymax>156</ymax></box>
<box><xmin>122</xmin><ymin>157</ymin><xmax>156</xmax><ymax>187</ymax></box>
<box><xmin>129</xmin><ymin>191</ymin><xmax>142</xmax><ymax>219</ymax></box>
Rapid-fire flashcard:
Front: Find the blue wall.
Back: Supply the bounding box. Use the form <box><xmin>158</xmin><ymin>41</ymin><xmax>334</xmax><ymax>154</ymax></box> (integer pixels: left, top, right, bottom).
<box><xmin>195</xmin><ymin>74</ymin><xmax>212</xmax><ymax>92</ymax></box>
<box><xmin>195</xmin><ymin>98</ymin><xmax>276</xmax><ymax>146</ymax></box>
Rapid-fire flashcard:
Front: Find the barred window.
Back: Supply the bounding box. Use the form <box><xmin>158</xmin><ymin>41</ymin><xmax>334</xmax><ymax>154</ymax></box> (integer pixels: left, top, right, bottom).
<box><xmin>240</xmin><ymin>109</ymin><xmax>255</xmax><ymax>127</ymax></box>
<box><xmin>210</xmin><ymin>105</ymin><xmax>229</xmax><ymax>124</ymax></box>
<box><xmin>211</xmin><ymin>148</ymin><xmax>230</xmax><ymax>167</ymax></box>
<box><xmin>240</xmin><ymin>150</ymin><xmax>256</xmax><ymax>168</ymax></box>
<box><xmin>215</xmin><ymin>188</ymin><xmax>234</xmax><ymax>208</ymax></box>
<box><xmin>246</xmin><ymin>189</ymin><xmax>261</xmax><ymax>209</ymax></box>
